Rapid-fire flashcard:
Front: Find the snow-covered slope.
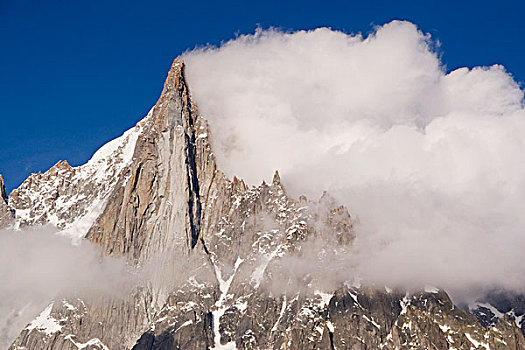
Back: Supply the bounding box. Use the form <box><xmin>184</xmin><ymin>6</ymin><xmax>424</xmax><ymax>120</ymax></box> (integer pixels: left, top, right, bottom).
<box><xmin>7</xmin><ymin>112</ymin><xmax>148</xmax><ymax>241</ymax></box>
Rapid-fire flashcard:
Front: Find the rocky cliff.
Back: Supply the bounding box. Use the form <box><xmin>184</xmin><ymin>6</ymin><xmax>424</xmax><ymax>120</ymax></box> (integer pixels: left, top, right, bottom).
<box><xmin>6</xmin><ymin>60</ymin><xmax>525</xmax><ymax>350</ymax></box>
<box><xmin>0</xmin><ymin>174</ymin><xmax>14</xmax><ymax>227</ymax></box>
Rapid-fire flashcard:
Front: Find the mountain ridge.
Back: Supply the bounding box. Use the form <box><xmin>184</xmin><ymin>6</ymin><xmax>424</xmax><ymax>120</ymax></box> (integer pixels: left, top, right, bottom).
<box><xmin>4</xmin><ymin>60</ymin><xmax>525</xmax><ymax>350</ymax></box>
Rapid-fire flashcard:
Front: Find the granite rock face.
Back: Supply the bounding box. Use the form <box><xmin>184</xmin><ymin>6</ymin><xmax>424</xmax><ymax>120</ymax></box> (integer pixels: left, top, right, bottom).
<box><xmin>0</xmin><ymin>174</ymin><xmax>14</xmax><ymax>228</ymax></box>
<box><xmin>7</xmin><ymin>60</ymin><xmax>525</xmax><ymax>350</ymax></box>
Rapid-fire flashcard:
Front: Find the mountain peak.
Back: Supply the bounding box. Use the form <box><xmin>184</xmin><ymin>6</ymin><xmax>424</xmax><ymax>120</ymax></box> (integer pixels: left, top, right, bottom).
<box><xmin>272</xmin><ymin>170</ymin><xmax>281</xmax><ymax>185</ymax></box>
<box><xmin>7</xmin><ymin>60</ymin><xmax>525</xmax><ymax>350</ymax></box>
<box><xmin>161</xmin><ymin>58</ymin><xmax>186</xmax><ymax>98</ymax></box>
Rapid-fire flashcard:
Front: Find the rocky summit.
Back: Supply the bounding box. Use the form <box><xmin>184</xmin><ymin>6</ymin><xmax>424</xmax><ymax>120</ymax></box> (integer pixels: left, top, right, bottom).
<box><xmin>3</xmin><ymin>60</ymin><xmax>525</xmax><ymax>349</ymax></box>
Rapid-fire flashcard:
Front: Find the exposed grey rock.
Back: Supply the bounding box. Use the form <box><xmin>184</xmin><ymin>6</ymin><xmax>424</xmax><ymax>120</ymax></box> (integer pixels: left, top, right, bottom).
<box><xmin>0</xmin><ymin>174</ymin><xmax>14</xmax><ymax>228</ymax></box>
<box><xmin>1</xmin><ymin>174</ymin><xmax>7</xmax><ymax>202</ymax></box>
<box><xmin>8</xmin><ymin>60</ymin><xmax>525</xmax><ymax>350</ymax></box>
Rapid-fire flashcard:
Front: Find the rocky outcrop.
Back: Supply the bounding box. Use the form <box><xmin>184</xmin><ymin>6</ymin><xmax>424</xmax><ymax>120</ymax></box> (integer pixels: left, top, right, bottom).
<box><xmin>85</xmin><ymin>59</ymin><xmax>215</xmax><ymax>262</ymax></box>
<box><xmin>8</xmin><ymin>60</ymin><xmax>525</xmax><ymax>350</ymax></box>
<box><xmin>8</xmin><ymin>119</ymin><xmax>143</xmax><ymax>237</ymax></box>
<box><xmin>0</xmin><ymin>174</ymin><xmax>14</xmax><ymax>227</ymax></box>
<box><xmin>470</xmin><ymin>290</ymin><xmax>525</xmax><ymax>336</ymax></box>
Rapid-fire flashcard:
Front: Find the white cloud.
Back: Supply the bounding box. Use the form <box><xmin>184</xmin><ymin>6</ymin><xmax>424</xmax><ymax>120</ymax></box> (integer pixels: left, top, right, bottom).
<box><xmin>0</xmin><ymin>227</ymin><xmax>130</xmax><ymax>347</ymax></box>
<box><xmin>182</xmin><ymin>20</ymin><xmax>525</xmax><ymax>298</ymax></box>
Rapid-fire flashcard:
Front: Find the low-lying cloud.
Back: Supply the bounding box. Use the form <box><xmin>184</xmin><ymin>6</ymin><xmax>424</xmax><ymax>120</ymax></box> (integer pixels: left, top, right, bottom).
<box><xmin>182</xmin><ymin>21</ymin><xmax>525</xmax><ymax>298</ymax></box>
<box><xmin>0</xmin><ymin>227</ymin><xmax>131</xmax><ymax>347</ymax></box>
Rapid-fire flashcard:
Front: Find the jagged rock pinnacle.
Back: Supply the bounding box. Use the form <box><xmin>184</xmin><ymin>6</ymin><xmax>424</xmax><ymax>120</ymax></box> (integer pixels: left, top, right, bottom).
<box><xmin>272</xmin><ymin>170</ymin><xmax>281</xmax><ymax>185</ymax></box>
<box><xmin>0</xmin><ymin>174</ymin><xmax>7</xmax><ymax>202</ymax></box>
<box><xmin>0</xmin><ymin>174</ymin><xmax>13</xmax><ymax>228</ymax></box>
<box><xmin>7</xmin><ymin>59</ymin><xmax>525</xmax><ymax>350</ymax></box>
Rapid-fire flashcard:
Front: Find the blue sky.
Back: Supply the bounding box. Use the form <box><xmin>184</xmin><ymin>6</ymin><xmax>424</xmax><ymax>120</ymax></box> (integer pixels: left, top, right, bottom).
<box><xmin>1</xmin><ymin>0</ymin><xmax>524</xmax><ymax>192</ymax></box>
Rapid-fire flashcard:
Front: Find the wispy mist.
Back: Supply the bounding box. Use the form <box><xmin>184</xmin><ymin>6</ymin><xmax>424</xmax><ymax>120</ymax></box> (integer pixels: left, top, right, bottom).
<box><xmin>182</xmin><ymin>21</ymin><xmax>525</xmax><ymax>298</ymax></box>
<box><xmin>0</xmin><ymin>227</ymin><xmax>131</xmax><ymax>347</ymax></box>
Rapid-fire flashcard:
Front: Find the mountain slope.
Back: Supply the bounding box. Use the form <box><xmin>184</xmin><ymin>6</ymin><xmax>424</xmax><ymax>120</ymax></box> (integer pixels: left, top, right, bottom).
<box><xmin>6</xmin><ymin>60</ymin><xmax>525</xmax><ymax>350</ymax></box>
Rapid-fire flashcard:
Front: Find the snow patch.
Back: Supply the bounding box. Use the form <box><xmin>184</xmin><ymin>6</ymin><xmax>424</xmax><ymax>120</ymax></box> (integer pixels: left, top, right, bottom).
<box><xmin>348</xmin><ymin>290</ymin><xmax>359</xmax><ymax>305</ymax></box>
<box><xmin>270</xmin><ymin>296</ymin><xmax>287</xmax><ymax>333</ymax></box>
<box><xmin>424</xmin><ymin>285</ymin><xmax>439</xmax><ymax>293</ymax></box>
<box><xmin>315</xmin><ymin>290</ymin><xmax>333</xmax><ymax>307</ymax></box>
<box><xmin>400</xmin><ymin>294</ymin><xmax>410</xmax><ymax>315</ymax></box>
<box><xmin>65</xmin><ymin>335</ymin><xmax>109</xmax><ymax>350</ymax></box>
<box><xmin>174</xmin><ymin>320</ymin><xmax>193</xmax><ymax>333</ymax></box>
<box><xmin>465</xmin><ymin>333</ymin><xmax>489</xmax><ymax>350</ymax></box>
<box><xmin>25</xmin><ymin>304</ymin><xmax>62</xmax><ymax>336</ymax></box>
<box><xmin>470</xmin><ymin>302</ymin><xmax>504</xmax><ymax>319</ymax></box>
<box><xmin>439</xmin><ymin>324</ymin><xmax>451</xmax><ymax>333</ymax></box>
<box><xmin>211</xmin><ymin>257</ymin><xmax>243</xmax><ymax>350</ymax></box>
<box><xmin>362</xmin><ymin>314</ymin><xmax>380</xmax><ymax>329</ymax></box>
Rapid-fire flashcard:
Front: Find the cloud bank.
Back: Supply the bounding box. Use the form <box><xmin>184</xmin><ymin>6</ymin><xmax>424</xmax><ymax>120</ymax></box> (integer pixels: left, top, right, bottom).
<box><xmin>0</xmin><ymin>227</ymin><xmax>131</xmax><ymax>347</ymax></box>
<box><xmin>182</xmin><ymin>21</ymin><xmax>525</xmax><ymax>298</ymax></box>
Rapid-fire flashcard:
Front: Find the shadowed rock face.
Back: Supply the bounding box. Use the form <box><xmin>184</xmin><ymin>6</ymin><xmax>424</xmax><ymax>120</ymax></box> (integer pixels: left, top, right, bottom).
<box><xmin>470</xmin><ymin>290</ymin><xmax>525</xmax><ymax>337</ymax></box>
<box><xmin>6</xmin><ymin>61</ymin><xmax>525</xmax><ymax>350</ymax></box>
